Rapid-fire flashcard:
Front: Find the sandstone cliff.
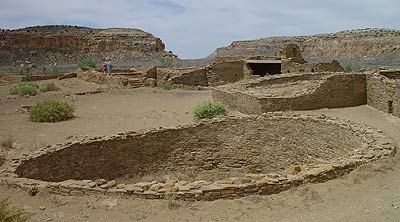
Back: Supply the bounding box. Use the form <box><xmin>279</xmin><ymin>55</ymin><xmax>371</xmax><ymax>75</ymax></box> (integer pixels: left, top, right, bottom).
<box><xmin>205</xmin><ymin>28</ymin><xmax>400</xmax><ymax>68</ymax></box>
<box><xmin>0</xmin><ymin>25</ymin><xmax>167</xmax><ymax>67</ymax></box>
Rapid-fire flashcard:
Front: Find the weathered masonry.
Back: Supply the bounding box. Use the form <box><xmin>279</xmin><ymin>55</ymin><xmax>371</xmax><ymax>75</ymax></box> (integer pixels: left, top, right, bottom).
<box><xmin>367</xmin><ymin>70</ymin><xmax>400</xmax><ymax>117</ymax></box>
<box><xmin>212</xmin><ymin>73</ymin><xmax>366</xmax><ymax>114</ymax></box>
<box><xmin>1</xmin><ymin>114</ymin><xmax>396</xmax><ymax>200</ymax></box>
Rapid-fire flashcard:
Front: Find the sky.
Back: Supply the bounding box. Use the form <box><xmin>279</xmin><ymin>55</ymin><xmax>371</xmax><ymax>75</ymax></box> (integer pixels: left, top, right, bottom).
<box><xmin>1</xmin><ymin>0</ymin><xmax>399</xmax><ymax>59</ymax></box>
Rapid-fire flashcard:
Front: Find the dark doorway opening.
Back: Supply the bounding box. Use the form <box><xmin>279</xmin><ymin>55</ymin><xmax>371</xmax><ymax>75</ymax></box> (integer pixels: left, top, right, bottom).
<box><xmin>248</xmin><ymin>62</ymin><xmax>281</xmax><ymax>76</ymax></box>
<box><xmin>388</xmin><ymin>100</ymin><xmax>394</xmax><ymax>114</ymax></box>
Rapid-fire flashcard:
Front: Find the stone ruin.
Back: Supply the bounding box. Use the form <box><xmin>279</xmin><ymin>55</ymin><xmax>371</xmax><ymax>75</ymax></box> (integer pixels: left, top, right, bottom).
<box><xmin>212</xmin><ymin>70</ymin><xmax>400</xmax><ymax>117</ymax></box>
<box><xmin>0</xmin><ymin>43</ymin><xmax>399</xmax><ymax>201</ymax></box>
<box><xmin>72</xmin><ymin>43</ymin><xmax>344</xmax><ymax>89</ymax></box>
<box><xmin>0</xmin><ymin>113</ymin><xmax>396</xmax><ymax>200</ymax></box>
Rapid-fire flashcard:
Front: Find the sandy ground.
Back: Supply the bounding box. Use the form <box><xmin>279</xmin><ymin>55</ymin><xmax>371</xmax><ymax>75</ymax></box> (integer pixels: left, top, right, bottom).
<box><xmin>1</xmin><ymin>79</ymin><xmax>400</xmax><ymax>222</ymax></box>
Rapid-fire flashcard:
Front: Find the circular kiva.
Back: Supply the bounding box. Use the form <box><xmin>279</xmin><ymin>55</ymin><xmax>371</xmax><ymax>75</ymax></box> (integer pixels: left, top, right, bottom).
<box><xmin>0</xmin><ymin>113</ymin><xmax>396</xmax><ymax>200</ymax></box>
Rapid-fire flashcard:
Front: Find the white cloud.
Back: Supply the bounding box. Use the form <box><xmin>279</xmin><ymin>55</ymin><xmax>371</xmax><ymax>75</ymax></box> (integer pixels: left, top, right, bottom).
<box><xmin>1</xmin><ymin>0</ymin><xmax>399</xmax><ymax>58</ymax></box>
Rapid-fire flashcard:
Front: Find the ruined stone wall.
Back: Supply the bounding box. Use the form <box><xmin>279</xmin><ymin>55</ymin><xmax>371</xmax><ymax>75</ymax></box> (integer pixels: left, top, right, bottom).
<box><xmin>367</xmin><ymin>74</ymin><xmax>391</xmax><ymax>113</ymax></box>
<box><xmin>155</xmin><ymin>67</ymin><xmax>207</xmax><ymax>86</ymax></box>
<box><xmin>77</xmin><ymin>69</ymin><xmax>137</xmax><ymax>87</ymax></box>
<box><xmin>2</xmin><ymin>114</ymin><xmax>396</xmax><ymax>200</ymax></box>
<box><xmin>168</xmin><ymin>68</ymin><xmax>208</xmax><ymax>86</ymax></box>
<box><xmin>367</xmin><ymin>73</ymin><xmax>400</xmax><ymax>114</ymax></box>
<box><xmin>14</xmin><ymin>117</ymin><xmax>362</xmax><ymax>182</ymax></box>
<box><xmin>213</xmin><ymin>73</ymin><xmax>366</xmax><ymax>114</ymax></box>
<box><xmin>209</xmin><ymin>60</ymin><xmax>244</xmax><ymax>83</ymax></box>
<box><xmin>212</xmin><ymin>89</ymin><xmax>263</xmax><ymax>114</ymax></box>
<box><xmin>379</xmin><ymin>70</ymin><xmax>400</xmax><ymax>79</ymax></box>
<box><xmin>282</xmin><ymin>60</ymin><xmax>344</xmax><ymax>73</ymax></box>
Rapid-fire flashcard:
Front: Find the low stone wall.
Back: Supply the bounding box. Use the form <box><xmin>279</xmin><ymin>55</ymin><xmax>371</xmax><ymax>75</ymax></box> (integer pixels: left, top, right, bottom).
<box><xmin>77</xmin><ymin>69</ymin><xmax>141</xmax><ymax>88</ymax></box>
<box><xmin>156</xmin><ymin>67</ymin><xmax>207</xmax><ymax>87</ymax></box>
<box><xmin>379</xmin><ymin>70</ymin><xmax>400</xmax><ymax>79</ymax></box>
<box><xmin>168</xmin><ymin>68</ymin><xmax>208</xmax><ymax>86</ymax></box>
<box><xmin>213</xmin><ymin>73</ymin><xmax>366</xmax><ymax>114</ymax></box>
<box><xmin>0</xmin><ymin>113</ymin><xmax>396</xmax><ymax>200</ymax></box>
<box><xmin>282</xmin><ymin>60</ymin><xmax>344</xmax><ymax>74</ymax></box>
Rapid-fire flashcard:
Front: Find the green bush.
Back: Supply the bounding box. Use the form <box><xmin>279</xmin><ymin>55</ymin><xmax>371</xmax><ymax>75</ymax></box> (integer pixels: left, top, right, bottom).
<box><xmin>344</xmin><ymin>63</ymin><xmax>362</xmax><ymax>72</ymax></box>
<box><xmin>50</xmin><ymin>66</ymin><xmax>62</xmax><ymax>75</ymax></box>
<box><xmin>0</xmin><ymin>199</ymin><xmax>30</xmax><ymax>222</ymax></box>
<box><xmin>192</xmin><ymin>100</ymin><xmax>228</xmax><ymax>122</ymax></box>
<box><xmin>19</xmin><ymin>67</ymin><xmax>33</xmax><ymax>82</ymax></box>
<box><xmin>77</xmin><ymin>58</ymin><xmax>96</xmax><ymax>69</ymax></box>
<box><xmin>39</xmin><ymin>82</ymin><xmax>59</xmax><ymax>92</ymax></box>
<box><xmin>29</xmin><ymin>100</ymin><xmax>74</xmax><ymax>122</ymax></box>
<box><xmin>9</xmin><ymin>82</ymin><xmax>39</xmax><ymax>96</ymax></box>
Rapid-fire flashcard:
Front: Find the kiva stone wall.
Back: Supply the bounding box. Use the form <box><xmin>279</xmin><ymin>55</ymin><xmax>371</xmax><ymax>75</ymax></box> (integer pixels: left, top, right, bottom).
<box><xmin>1</xmin><ymin>113</ymin><xmax>396</xmax><ymax>200</ymax></box>
<box><xmin>213</xmin><ymin>73</ymin><xmax>366</xmax><ymax>114</ymax></box>
<box><xmin>13</xmin><ymin>116</ymin><xmax>362</xmax><ymax>182</ymax></box>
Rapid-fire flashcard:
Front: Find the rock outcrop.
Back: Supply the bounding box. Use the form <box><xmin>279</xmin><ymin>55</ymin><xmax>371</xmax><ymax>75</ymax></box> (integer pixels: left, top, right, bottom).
<box><xmin>206</xmin><ymin>28</ymin><xmax>400</xmax><ymax>68</ymax></box>
<box><xmin>0</xmin><ymin>25</ymin><xmax>167</xmax><ymax>67</ymax></box>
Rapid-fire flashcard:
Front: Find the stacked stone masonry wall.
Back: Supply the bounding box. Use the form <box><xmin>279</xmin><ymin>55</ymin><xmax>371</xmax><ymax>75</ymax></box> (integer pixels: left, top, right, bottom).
<box><xmin>0</xmin><ymin>114</ymin><xmax>396</xmax><ymax>201</ymax></box>
<box><xmin>213</xmin><ymin>73</ymin><xmax>366</xmax><ymax>114</ymax></box>
<box><xmin>367</xmin><ymin>73</ymin><xmax>400</xmax><ymax>115</ymax></box>
<box><xmin>210</xmin><ymin>60</ymin><xmax>244</xmax><ymax>83</ymax></box>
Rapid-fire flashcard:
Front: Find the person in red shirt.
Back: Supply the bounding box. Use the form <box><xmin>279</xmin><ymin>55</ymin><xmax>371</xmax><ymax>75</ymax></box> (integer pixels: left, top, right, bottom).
<box><xmin>102</xmin><ymin>62</ymin><xmax>107</xmax><ymax>74</ymax></box>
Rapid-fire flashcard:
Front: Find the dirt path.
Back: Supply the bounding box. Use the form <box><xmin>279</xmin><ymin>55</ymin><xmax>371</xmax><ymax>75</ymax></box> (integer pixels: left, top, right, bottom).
<box><xmin>1</xmin><ymin>90</ymin><xmax>400</xmax><ymax>221</ymax></box>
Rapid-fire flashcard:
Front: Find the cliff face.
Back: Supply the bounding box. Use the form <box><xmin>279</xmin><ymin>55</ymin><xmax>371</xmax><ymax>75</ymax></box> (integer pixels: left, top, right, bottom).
<box><xmin>207</xmin><ymin>28</ymin><xmax>400</xmax><ymax>68</ymax></box>
<box><xmin>0</xmin><ymin>25</ymin><xmax>166</xmax><ymax>66</ymax></box>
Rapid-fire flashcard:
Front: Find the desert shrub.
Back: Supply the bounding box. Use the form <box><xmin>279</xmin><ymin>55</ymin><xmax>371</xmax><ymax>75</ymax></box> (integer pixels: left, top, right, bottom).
<box><xmin>0</xmin><ymin>199</ymin><xmax>30</xmax><ymax>222</ymax></box>
<box><xmin>29</xmin><ymin>100</ymin><xmax>74</xmax><ymax>122</ymax></box>
<box><xmin>50</xmin><ymin>66</ymin><xmax>62</xmax><ymax>75</ymax></box>
<box><xmin>344</xmin><ymin>63</ymin><xmax>362</xmax><ymax>72</ymax></box>
<box><xmin>0</xmin><ymin>134</ymin><xmax>14</xmax><ymax>149</ymax></box>
<box><xmin>77</xmin><ymin>58</ymin><xmax>96</xmax><ymax>69</ymax></box>
<box><xmin>192</xmin><ymin>100</ymin><xmax>228</xmax><ymax>122</ymax></box>
<box><xmin>39</xmin><ymin>82</ymin><xmax>59</xmax><ymax>92</ymax></box>
<box><xmin>344</xmin><ymin>63</ymin><xmax>353</xmax><ymax>72</ymax></box>
<box><xmin>9</xmin><ymin>82</ymin><xmax>39</xmax><ymax>96</ymax></box>
<box><xmin>19</xmin><ymin>67</ymin><xmax>32</xmax><ymax>82</ymax></box>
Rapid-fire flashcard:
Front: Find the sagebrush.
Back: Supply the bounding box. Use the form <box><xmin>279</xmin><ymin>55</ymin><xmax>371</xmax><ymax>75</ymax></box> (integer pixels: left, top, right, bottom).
<box><xmin>77</xmin><ymin>58</ymin><xmax>96</xmax><ymax>69</ymax></box>
<box><xmin>0</xmin><ymin>199</ymin><xmax>30</xmax><ymax>222</ymax></box>
<box><xmin>40</xmin><ymin>82</ymin><xmax>59</xmax><ymax>92</ymax></box>
<box><xmin>29</xmin><ymin>100</ymin><xmax>74</xmax><ymax>122</ymax></box>
<box><xmin>344</xmin><ymin>62</ymin><xmax>361</xmax><ymax>72</ymax></box>
<box><xmin>9</xmin><ymin>82</ymin><xmax>39</xmax><ymax>96</ymax></box>
<box><xmin>0</xmin><ymin>134</ymin><xmax>14</xmax><ymax>149</ymax></box>
<box><xmin>192</xmin><ymin>100</ymin><xmax>228</xmax><ymax>122</ymax></box>
<box><xmin>19</xmin><ymin>67</ymin><xmax>32</xmax><ymax>82</ymax></box>
<box><xmin>50</xmin><ymin>66</ymin><xmax>62</xmax><ymax>75</ymax></box>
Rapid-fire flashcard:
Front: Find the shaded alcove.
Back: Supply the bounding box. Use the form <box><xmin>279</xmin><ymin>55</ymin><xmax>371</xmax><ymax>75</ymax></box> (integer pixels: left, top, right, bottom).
<box><xmin>247</xmin><ymin>60</ymin><xmax>282</xmax><ymax>76</ymax></box>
